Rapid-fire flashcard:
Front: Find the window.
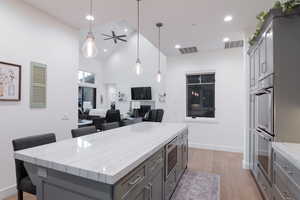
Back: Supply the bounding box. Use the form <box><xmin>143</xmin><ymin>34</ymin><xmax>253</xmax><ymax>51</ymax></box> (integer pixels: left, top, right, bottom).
<box><xmin>78</xmin><ymin>87</ymin><xmax>96</xmax><ymax>112</ymax></box>
<box><xmin>78</xmin><ymin>70</ymin><xmax>95</xmax><ymax>84</ymax></box>
<box><xmin>186</xmin><ymin>73</ymin><xmax>215</xmax><ymax>118</ymax></box>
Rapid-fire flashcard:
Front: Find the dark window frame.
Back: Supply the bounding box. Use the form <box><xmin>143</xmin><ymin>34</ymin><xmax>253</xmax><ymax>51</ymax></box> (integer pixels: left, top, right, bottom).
<box><xmin>186</xmin><ymin>72</ymin><xmax>216</xmax><ymax>119</ymax></box>
<box><xmin>78</xmin><ymin>86</ymin><xmax>97</xmax><ymax>112</ymax></box>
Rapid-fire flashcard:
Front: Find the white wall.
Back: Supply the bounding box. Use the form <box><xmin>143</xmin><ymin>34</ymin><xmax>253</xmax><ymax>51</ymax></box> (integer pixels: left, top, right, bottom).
<box><xmin>0</xmin><ymin>1</ymin><xmax>79</xmax><ymax>198</ymax></box>
<box><xmin>103</xmin><ymin>33</ymin><xmax>167</xmax><ymax>114</ymax></box>
<box><xmin>165</xmin><ymin>48</ymin><xmax>246</xmax><ymax>152</ymax></box>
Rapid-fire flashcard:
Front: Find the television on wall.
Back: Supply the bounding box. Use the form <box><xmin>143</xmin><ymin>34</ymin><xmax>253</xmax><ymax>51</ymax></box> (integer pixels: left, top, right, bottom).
<box><xmin>131</xmin><ymin>87</ymin><xmax>152</xmax><ymax>100</ymax></box>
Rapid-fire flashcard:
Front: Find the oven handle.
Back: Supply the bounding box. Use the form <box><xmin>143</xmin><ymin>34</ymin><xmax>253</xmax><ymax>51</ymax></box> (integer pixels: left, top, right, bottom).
<box><xmin>166</xmin><ymin>138</ymin><xmax>178</xmax><ymax>152</ymax></box>
<box><xmin>255</xmin><ymin>89</ymin><xmax>271</xmax><ymax>96</ymax></box>
<box><xmin>256</xmin><ymin>129</ymin><xmax>273</xmax><ymax>142</ymax></box>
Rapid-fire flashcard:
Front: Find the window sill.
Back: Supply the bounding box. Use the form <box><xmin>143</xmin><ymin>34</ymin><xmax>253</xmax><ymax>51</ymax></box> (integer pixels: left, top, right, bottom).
<box><xmin>184</xmin><ymin>117</ymin><xmax>219</xmax><ymax>124</ymax></box>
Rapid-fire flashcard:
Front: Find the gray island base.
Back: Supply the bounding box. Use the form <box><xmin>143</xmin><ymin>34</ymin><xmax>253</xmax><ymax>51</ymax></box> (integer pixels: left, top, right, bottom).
<box><xmin>15</xmin><ymin>123</ymin><xmax>188</xmax><ymax>200</ymax></box>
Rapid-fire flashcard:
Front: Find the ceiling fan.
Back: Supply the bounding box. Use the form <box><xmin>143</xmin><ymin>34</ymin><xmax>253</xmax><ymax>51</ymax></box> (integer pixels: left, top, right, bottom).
<box><xmin>102</xmin><ymin>31</ymin><xmax>127</xmax><ymax>44</ymax></box>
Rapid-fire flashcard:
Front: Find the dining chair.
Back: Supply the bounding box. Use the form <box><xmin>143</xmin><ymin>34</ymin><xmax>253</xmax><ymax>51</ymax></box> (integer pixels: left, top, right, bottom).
<box><xmin>12</xmin><ymin>133</ymin><xmax>56</xmax><ymax>200</ymax></box>
<box><xmin>71</xmin><ymin>126</ymin><xmax>97</xmax><ymax>138</ymax></box>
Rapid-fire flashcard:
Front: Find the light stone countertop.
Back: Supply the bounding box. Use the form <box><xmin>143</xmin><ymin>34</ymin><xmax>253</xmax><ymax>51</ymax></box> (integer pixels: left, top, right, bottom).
<box><xmin>15</xmin><ymin>122</ymin><xmax>187</xmax><ymax>184</ymax></box>
<box><xmin>272</xmin><ymin>142</ymin><xmax>300</xmax><ymax>170</ymax></box>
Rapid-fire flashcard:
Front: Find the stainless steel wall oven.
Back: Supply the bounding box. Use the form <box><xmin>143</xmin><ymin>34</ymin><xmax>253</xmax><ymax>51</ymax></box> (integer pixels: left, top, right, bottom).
<box><xmin>165</xmin><ymin>137</ymin><xmax>178</xmax><ymax>179</ymax></box>
<box><xmin>255</xmin><ymin>75</ymin><xmax>274</xmax><ymax>136</ymax></box>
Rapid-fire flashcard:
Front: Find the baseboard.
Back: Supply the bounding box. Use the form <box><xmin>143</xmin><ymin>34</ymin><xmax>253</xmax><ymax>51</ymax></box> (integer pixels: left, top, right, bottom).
<box><xmin>0</xmin><ymin>184</ymin><xmax>16</xmax><ymax>200</ymax></box>
<box><xmin>189</xmin><ymin>142</ymin><xmax>243</xmax><ymax>153</ymax></box>
<box><xmin>243</xmin><ymin>160</ymin><xmax>250</xmax><ymax>169</ymax></box>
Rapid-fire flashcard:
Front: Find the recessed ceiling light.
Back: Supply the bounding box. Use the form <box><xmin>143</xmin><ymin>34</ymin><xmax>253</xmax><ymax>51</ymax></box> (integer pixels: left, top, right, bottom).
<box><xmin>86</xmin><ymin>15</ymin><xmax>95</xmax><ymax>21</ymax></box>
<box><xmin>224</xmin><ymin>15</ymin><xmax>233</xmax><ymax>22</ymax></box>
<box><xmin>124</xmin><ymin>28</ymin><xmax>128</xmax><ymax>33</ymax></box>
<box><xmin>223</xmin><ymin>37</ymin><xmax>230</xmax><ymax>42</ymax></box>
<box><xmin>175</xmin><ymin>44</ymin><xmax>181</xmax><ymax>49</ymax></box>
<box><xmin>103</xmin><ymin>49</ymin><xmax>108</xmax><ymax>52</ymax></box>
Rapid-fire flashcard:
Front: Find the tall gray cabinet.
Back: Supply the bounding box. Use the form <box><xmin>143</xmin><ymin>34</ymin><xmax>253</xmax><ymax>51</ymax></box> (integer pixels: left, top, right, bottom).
<box><xmin>248</xmin><ymin>7</ymin><xmax>300</xmax><ymax>200</ymax></box>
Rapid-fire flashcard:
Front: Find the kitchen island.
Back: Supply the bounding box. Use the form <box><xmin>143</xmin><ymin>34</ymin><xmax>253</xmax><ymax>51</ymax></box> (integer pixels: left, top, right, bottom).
<box><xmin>15</xmin><ymin>122</ymin><xmax>188</xmax><ymax>200</ymax></box>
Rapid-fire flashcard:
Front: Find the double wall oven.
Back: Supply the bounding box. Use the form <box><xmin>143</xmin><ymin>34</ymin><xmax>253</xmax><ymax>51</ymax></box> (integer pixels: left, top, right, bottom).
<box><xmin>255</xmin><ymin>75</ymin><xmax>274</xmax><ymax>182</ymax></box>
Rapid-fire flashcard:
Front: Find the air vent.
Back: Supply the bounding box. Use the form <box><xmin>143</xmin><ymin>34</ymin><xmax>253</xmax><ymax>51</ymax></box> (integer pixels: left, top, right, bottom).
<box><xmin>179</xmin><ymin>46</ymin><xmax>198</xmax><ymax>54</ymax></box>
<box><xmin>225</xmin><ymin>40</ymin><xmax>244</xmax><ymax>49</ymax></box>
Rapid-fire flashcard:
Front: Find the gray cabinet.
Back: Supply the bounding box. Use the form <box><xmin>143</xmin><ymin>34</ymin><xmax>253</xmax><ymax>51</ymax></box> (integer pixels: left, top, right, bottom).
<box><xmin>123</xmin><ymin>185</ymin><xmax>147</xmax><ymax>200</ymax></box>
<box><xmin>265</xmin><ymin>28</ymin><xmax>273</xmax><ymax>77</ymax></box>
<box><xmin>273</xmin><ymin>150</ymin><xmax>300</xmax><ymax>200</ymax></box>
<box><xmin>248</xmin><ymin>6</ymin><xmax>300</xmax><ymax>200</ymax></box>
<box><xmin>117</xmin><ymin>131</ymin><xmax>189</xmax><ymax>200</ymax></box>
<box><xmin>146</xmin><ymin>149</ymin><xmax>164</xmax><ymax>200</ymax></box>
<box><xmin>259</xmin><ymin>37</ymin><xmax>266</xmax><ymax>80</ymax></box>
<box><xmin>146</xmin><ymin>167</ymin><xmax>164</xmax><ymax>200</ymax></box>
<box><xmin>114</xmin><ymin>164</ymin><xmax>147</xmax><ymax>200</ymax></box>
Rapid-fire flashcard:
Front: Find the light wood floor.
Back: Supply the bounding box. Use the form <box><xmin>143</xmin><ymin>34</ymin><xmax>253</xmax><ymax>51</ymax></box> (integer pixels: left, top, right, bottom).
<box><xmin>5</xmin><ymin>148</ymin><xmax>262</xmax><ymax>200</ymax></box>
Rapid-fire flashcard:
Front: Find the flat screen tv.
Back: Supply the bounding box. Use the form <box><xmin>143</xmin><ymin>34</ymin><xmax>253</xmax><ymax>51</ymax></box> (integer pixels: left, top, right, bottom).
<box><xmin>131</xmin><ymin>87</ymin><xmax>152</xmax><ymax>100</ymax></box>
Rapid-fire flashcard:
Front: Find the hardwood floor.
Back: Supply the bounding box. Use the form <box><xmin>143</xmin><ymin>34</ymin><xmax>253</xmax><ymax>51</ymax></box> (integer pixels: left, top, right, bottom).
<box><xmin>188</xmin><ymin>148</ymin><xmax>262</xmax><ymax>200</ymax></box>
<box><xmin>5</xmin><ymin>148</ymin><xmax>262</xmax><ymax>200</ymax></box>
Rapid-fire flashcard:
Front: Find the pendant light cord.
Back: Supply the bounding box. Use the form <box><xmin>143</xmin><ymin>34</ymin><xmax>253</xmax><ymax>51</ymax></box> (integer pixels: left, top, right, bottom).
<box><xmin>89</xmin><ymin>0</ymin><xmax>93</xmax><ymax>33</ymax></box>
<box><xmin>158</xmin><ymin>25</ymin><xmax>161</xmax><ymax>72</ymax></box>
<box><xmin>137</xmin><ymin>0</ymin><xmax>140</xmax><ymax>60</ymax></box>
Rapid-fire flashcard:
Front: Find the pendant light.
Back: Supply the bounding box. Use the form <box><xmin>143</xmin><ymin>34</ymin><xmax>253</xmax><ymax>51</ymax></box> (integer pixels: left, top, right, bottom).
<box><xmin>82</xmin><ymin>0</ymin><xmax>98</xmax><ymax>58</ymax></box>
<box><xmin>135</xmin><ymin>0</ymin><xmax>142</xmax><ymax>75</ymax></box>
<box><xmin>156</xmin><ymin>23</ymin><xmax>163</xmax><ymax>83</ymax></box>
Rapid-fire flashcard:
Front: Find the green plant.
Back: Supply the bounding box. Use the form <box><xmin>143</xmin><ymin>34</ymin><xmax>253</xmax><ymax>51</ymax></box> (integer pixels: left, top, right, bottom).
<box><xmin>248</xmin><ymin>0</ymin><xmax>300</xmax><ymax>46</ymax></box>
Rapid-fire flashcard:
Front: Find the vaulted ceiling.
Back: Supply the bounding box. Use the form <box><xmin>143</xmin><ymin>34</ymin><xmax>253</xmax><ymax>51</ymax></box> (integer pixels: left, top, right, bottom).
<box><xmin>23</xmin><ymin>0</ymin><xmax>275</xmax><ymax>56</ymax></box>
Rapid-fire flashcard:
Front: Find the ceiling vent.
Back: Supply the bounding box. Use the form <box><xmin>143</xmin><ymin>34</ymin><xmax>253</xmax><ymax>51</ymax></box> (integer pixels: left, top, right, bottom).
<box><xmin>225</xmin><ymin>40</ymin><xmax>244</xmax><ymax>49</ymax></box>
<box><xmin>179</xmin><ymin>46</ymin><xmax>198</xmax><ymax>54</ymax></box>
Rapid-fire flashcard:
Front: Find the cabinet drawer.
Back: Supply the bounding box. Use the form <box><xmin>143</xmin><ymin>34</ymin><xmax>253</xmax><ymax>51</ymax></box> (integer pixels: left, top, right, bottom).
<box><xmin>257</xmin><ymin>169</ymin><xmax>272</xmax><ymax>200</ymax></box>
<box><xmin>114</xmin><ymin>165</ymin><xmax>146</xmax><ymax>200</ymax></box>
<box><xmin>147</xmin><ymin>149</ymin><xmax>164</xmax><ymax>176</ymax></box>
<box><xmin>273</xmin><ymin>163</ymin><xmax>300</xmax><ymax>200</ymax></box>
<box><xmin>274</xmin><ymin>151</ymin><xmax>300</xmax><ymax>187</ymax></box>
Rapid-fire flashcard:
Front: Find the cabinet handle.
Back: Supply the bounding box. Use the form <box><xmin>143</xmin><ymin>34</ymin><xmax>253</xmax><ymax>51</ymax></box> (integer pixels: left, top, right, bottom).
<box><xmin>145</xmin><ymin>183</ymin><xmax>152</xmax><ymax>200</ymax></box>
<box><xmin>287</xmin><ymin>171</ymin><xmax>294</xmax><ymax>176</ymax></box>
<box><xmin>283</xmin><ymin>166</ymin><xmax>289</xmax><ymax>170</ymax></box>
<box><xmin>128</xmin><ymin>175</ymin><xmax>143</xmax><ymax>186</ymax></box>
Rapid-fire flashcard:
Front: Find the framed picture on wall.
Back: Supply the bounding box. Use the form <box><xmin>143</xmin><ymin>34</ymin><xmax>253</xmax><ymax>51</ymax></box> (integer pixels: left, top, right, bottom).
<box><xmin>0</xmin><ymin>62</ymin><xmax>21</xmax><ymax>101</ymax></box>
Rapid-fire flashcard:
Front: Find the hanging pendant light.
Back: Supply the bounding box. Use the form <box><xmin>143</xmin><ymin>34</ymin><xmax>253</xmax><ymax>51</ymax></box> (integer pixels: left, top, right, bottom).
<box><xmin>135</xmin><ymin>0</ymin><xmax>142</xmax><ymax>75</ymax></box>
<box><xmin>156</xmin><ymin>23</ymin><xmax>163</xmax><ymax>83</ymax></box>
<box><xmin>82</xmin><ymin>0</ymin><xmax>98</xmax><ymax>58</ymax></box>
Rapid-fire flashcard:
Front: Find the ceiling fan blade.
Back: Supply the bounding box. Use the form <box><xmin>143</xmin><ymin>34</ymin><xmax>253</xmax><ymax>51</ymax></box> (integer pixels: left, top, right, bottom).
<box><xmin>102</xmin><ymin>34</ymin><xmax>112</xmax><ymax>37</ymax></box>
<box><xmin>112</xmin><ymin>31</ymin><xmax>116</xmax><ymax>37</ymax></box>
<box><xmin>114</xmin><ymin>38</ymin><xmax>117</xmax><ymax>44</ymax></box>
<box><xmin>118</xmin><ymin>35</ymin><xmax>127</xmax><ymax>38</ymax></box>
<box><xmin>104</xmin><ymin>38</ymin><xmax>113</xmax><ymax>40</ymax></box>
<box><xmin>118</xmin><ymin>38</ymin><xmax>127</xmax><ymax>42</ymax></box>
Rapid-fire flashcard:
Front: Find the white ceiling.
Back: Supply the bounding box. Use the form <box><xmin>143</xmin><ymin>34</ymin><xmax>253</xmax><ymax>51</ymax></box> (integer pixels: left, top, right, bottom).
<box><xmin>23</xmin><ymin>0</ymin><xmax>275</xmax><ymax>56</ymax></box>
